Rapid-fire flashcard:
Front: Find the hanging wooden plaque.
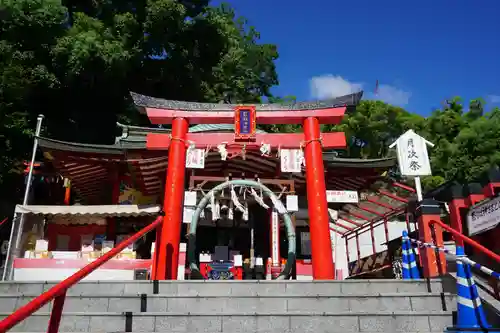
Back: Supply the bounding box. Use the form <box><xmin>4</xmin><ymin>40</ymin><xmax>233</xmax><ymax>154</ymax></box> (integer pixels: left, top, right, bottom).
<box><xmin>234</xmin><ymin>105</ymin><xmax>256</xmax><ymax>140</ymax></box>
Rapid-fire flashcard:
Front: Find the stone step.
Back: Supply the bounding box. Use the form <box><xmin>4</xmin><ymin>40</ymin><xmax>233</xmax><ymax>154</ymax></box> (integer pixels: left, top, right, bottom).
<box><xmin>0</xmin><ymin>293</ymin><xmax>457</xmax><ymax>314</ymax></box>
<box><xmin>0</xmin><ymin>279</ymin><xmax>445</xmax><ymax>296</ymax></box>
<box><xmin>1</xmin><ymin>311</ymin><xmax>454</xmax><ymax>332</ymax></box>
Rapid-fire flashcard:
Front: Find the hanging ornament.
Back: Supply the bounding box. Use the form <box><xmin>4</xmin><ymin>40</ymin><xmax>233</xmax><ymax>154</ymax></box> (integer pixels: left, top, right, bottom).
<box><xmin>209</xmin><ymin>193</ymin><xmax>219</xmax><ymax>221</ymax></box>
<box><xmin>204</xmin><ymin>145</ymin><xmax>212</xmax><ymax>157</ymax></box>
<box><xmin>217</xmin><ymin>143</ymin><xmax>228</xmax><ymax>161</ymax></box>
<box><xmin>200</xmin><ymin>209</ymin><xmax>205</xmax><ymax>219</ymax></box>
<box><xmin>241</xmin><ymin>143</ymin><xmax>247</xmax><ymax>160</ymax></box>
<box><xmin>230</xmin><ymin>186</ymin><xmax>245</xmax><ymax>212</ymax></box>
<box><xmin>299</xmin><ymin>149</ymin><xmax>306</xmax><ymax>167</ymax></box>
<box><xmin>250</xmin><ymin>188</ymin><xmax>269</xmax><ymax>209</ymax></box>
<box><xmin>260</xmin><ymin>142</ymin><xmax>271</xmax><ymax>156</ymax></box>
<box><xmin>228</xmin><ymin>201</ymin><xmax>234</xmax><ymax>220</ymax></box>
<box><xmin>243</xmin><ymin>202</ymin><xmax>249</xmax><ymax>221</ymax></box>
<box><xmin>270</xmin><ymin>196</ymin><xmax>287</xmax><ymax>214</ymax></box>
<box><xmin>214</xmin><ymin>199</ymin><xmax>221</xmax><ymax>220</ymax></box>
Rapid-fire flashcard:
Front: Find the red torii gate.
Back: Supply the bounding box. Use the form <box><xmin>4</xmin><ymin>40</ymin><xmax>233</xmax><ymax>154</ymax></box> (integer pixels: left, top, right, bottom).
<box><xmin>131</xmin><ymin>92</ymin><xmax>363</xmax><ymax>280</ymax></box>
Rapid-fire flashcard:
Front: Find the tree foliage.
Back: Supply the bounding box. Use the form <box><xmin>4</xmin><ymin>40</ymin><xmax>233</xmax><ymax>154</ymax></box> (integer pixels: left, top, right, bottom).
<box><xmin>0</xmin><ymin>0</ymin><xmax>279</xmax><ymax>199</ymax></box>
<box><xmin>327</xmin><ymin>97</ymin><xmax>500</xmax><ymax>190</ymax></box>
<box><xmin>1</xmin><ymin>0</ymin><xmax>500</xmax><ymax>203</ymax></box>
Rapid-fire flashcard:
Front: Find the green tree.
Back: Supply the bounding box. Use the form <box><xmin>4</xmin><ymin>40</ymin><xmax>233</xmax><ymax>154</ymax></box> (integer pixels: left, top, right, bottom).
<box><xmin>0</xmin><ymin>0</ymin><xmax>280</xmax><ymax>195</ymax></box>
<box><xmin>325</xmin><ymin>100</ymin><xmax>425</xmax><ymax>159</ymax></box>
<box><xmin>424</xmin><ymin>98</ymin><xmax>500</xmax><ymax>185</ymax></box>
<box><xmin>0</xmin><ymin>0</ymin><xmax>66</xmax><ymax>190</ymax></box>
<box><xmin>258</xmin><ymin>95</ymin><xmax>299</xmax><ymax>133</ymax></box>
<box><xmin>322</xmin><ymin>97</ymin><xmax>500</xmax><ymax>191</ymax></box>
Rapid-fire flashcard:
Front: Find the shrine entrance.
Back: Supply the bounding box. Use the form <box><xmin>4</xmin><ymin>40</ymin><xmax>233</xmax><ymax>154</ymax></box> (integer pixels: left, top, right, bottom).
<box><xmin>131</xmin><ymin>91</ymin><xmax>362</xmax><ymax>280</ymax></box>
<box><xmin>192</xmin><ymin>202</ymin><xmax>274</xmax><ymax>271</ymax></box>
<box><xmin>187</xmin><ymin>180</ymin><xmax>296</xmax><ymax>280</ymax></box>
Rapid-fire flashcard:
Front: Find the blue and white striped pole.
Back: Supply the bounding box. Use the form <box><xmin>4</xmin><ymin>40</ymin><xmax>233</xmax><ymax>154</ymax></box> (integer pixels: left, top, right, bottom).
<box><xmin>452</xmin><ymin>246</ymin><xmax>490</xmax><ymax>332</ymax></box>
<box><xmin>402</xmin><ymin>231</ymin><xmax>420</xmax><ymax>279</ymax></box>
<box><xmin>401</xmin><ymin>231</ymin><xmax>412</xmax><ymax>279</ymax></box>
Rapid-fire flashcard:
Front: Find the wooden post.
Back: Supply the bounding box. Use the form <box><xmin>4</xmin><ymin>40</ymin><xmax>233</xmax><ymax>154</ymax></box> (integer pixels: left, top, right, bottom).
<box><xmin>370</xmin><ymin>225</ymin><xmax>376</xmax><ymax>254</ymax></box>
<box><xmin>416</xmin><ymin>199</ymin><xmax>446</xmax><ymax>277</ymax></box>
<box><xmin>345</xmin><ymin>236</ymin><xmax>350</xmax><ymax>272</ymax></box>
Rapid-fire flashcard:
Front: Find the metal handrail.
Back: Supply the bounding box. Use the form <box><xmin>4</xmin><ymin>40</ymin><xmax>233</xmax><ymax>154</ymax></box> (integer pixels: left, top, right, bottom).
<box><xmin>429</xmin><ymin>219</ymin><xmax>500</xmax><ymax>263</ymax></box>
<box><xmin>0</xmin><ymin>214</ymin><xmax>164</xmax><ymax>332</ymax></box>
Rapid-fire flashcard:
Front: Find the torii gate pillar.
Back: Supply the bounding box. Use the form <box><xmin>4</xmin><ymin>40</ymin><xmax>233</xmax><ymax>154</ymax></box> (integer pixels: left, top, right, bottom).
<box><xmin>154</xmin><ymin>117</ymin><xmax>189</xmax><ymax>280</ymax></box>
<box><xmin>303</xmin><ymin>117</ymin><xmax>335</xmax><ymax>279</ymax></box>
<box><xmin>133</xmin><ymin>92</ymin><xmax>357</xmax><ymax>280</ymax></box>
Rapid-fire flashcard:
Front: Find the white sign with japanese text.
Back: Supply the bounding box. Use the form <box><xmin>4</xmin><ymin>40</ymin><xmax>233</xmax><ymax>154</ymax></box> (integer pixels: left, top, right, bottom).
<box><xmin>280</xmin><ymin>149</ymin><xmax>303</xmax><ymax>173</ymax></box>
<box><xmin>467</xmin><ymin>195</ymin><xmax>500</xmax><ymax>236</ymax></box>
<box><xmin>326</xmin><ymin>190</ymin><xmax>359</xmax><ymax>203</ymax></box>
<box><xmin>271</xmin><ymin>210</ymin><xmax>280</xmax><ymax>265</ymax></box>
<box><xmin>390</xmin><ymin>130</ymin><xmax>433</xmax><ymax>177</ymax></box>
<box><xmin>186</xmin><ymin>148</ymin><xmax>205</xmax><ymax>169</ymax></box>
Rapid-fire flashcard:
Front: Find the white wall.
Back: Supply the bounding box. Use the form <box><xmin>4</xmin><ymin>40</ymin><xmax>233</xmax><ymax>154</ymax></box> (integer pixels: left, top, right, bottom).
<box><xmin>331</xmin><ymin>220</ymin><xmax>417</xmax><ymax>279</ymax></box>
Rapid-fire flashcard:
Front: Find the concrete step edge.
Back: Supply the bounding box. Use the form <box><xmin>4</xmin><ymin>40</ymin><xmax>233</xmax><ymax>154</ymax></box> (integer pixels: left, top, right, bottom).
<box><xmin>0</xmin><ymin>278</ymin><xmax>444</xmax><ymax>284</ymax></box>
<box><xmin>0</xmin><ymin>292</ymin><xmax>456</xmax><ymax>298</ymax></box>
<box><xmin>0</xmin><ymin>311</ymin><xmax>455</xmax><ymax>317</ymax></box>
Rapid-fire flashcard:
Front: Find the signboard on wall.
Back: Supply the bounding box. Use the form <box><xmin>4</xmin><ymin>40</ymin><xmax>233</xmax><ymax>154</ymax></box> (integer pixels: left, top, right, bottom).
<box><xmin>326</xmin><ymin>190</ymin><xmax>359</xmax><ymax>203</ymax></box>
<box><xmin>467</xmin><ymin>195</ymin><xmax>500</xmax><ymax>236</ymax></box>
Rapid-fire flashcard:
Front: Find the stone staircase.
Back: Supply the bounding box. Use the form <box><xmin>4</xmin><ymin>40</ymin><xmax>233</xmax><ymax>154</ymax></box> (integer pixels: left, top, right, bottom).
<box><xmin>0</xmin><ymin>279</ymin><xmax>455</xmax><ymax>332</ymax></box>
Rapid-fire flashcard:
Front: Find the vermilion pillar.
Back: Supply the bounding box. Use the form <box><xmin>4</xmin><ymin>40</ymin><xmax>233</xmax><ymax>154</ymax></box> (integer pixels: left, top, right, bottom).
<box><xmin>447</xmin><ymin>184</ymin><xmax>467</xmax><ymax>247</ymax></box>
<box><xmin>416</xmin><ymin>199</ymin><xmax>447</xmax><ymax>277</ymax></box>
<box><xmin>156</xmin><ymin>117</ymin><xmax>189</xmax><ymax>280</ymax></box>
<box><xmin>303</xmin><ymin>116</ymin><xmax>335</xmax><ymax>280</ymax></box>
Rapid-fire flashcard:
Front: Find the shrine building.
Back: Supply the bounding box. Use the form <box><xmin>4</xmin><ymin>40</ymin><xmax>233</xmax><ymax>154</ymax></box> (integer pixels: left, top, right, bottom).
<box><xmin>3</xmin><ymin>91</ymin><xmax>419</xmax><ymax>281</ymax></box>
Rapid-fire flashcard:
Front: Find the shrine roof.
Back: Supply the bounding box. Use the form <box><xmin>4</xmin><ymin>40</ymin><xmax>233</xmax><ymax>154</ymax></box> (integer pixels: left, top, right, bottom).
<box><xmin>37</xmin><ymin>122</ymin><xmax>397</xmax><ymax>204</ymax></box>
<box><xmin>130</xmin><ymin>91</ymin><xmax>363</xmax><ymax>113</ymax></box>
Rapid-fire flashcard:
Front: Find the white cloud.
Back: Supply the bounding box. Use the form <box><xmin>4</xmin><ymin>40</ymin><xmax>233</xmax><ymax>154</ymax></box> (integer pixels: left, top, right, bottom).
<box><xmin>309</xmin><ymin>75</ymin><xmax>411</xmax><ymax>106</ymax></box>
<box><xmin>310</xmin><ymin>75</ymin><xmax>363</xmax><ymax>100</ymax></box>
<box><xmin>488</xmin><ymin>95</ymin><xmax>500</xmax><ymax>104</ymax></box>
<box><xmin>369</xmin><ymin>84</ymin><xmax>412</xmax><ymax>106</ymax></box>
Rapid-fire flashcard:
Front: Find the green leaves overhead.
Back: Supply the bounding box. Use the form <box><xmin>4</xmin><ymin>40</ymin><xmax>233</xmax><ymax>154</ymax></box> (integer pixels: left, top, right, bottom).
<box><xmin>1</xmin><ymin>0</ymin><xmax>499</xmax><ymax>201</ymax></box>
<box><xmin>325</xmin><ymin>98</ymin><xmax>500</xmax><ymax>190</ymax></box>
<box><xmin>0</xmin><ymin>0</ymin><xmax>280</xmax><ymax>200</ymax></box>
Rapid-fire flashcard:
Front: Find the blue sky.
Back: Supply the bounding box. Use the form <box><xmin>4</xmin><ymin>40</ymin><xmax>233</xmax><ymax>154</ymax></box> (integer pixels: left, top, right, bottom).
<box><xmin>212</xmin><ymin>0</ymin><xmax>500</xmax><ymax>115</ymax></box>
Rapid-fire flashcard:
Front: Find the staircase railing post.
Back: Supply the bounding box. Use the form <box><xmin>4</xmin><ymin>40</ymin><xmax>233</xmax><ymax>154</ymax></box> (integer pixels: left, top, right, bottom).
<box><xmin>416</xmin><ymin>199</ymin><xmax>447</xmax><ymax>277</ymax></box>
<box><xmin>47</xmin><ymin>291</ymin><xmax>66</xmax><ymax>333</ymax></box>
